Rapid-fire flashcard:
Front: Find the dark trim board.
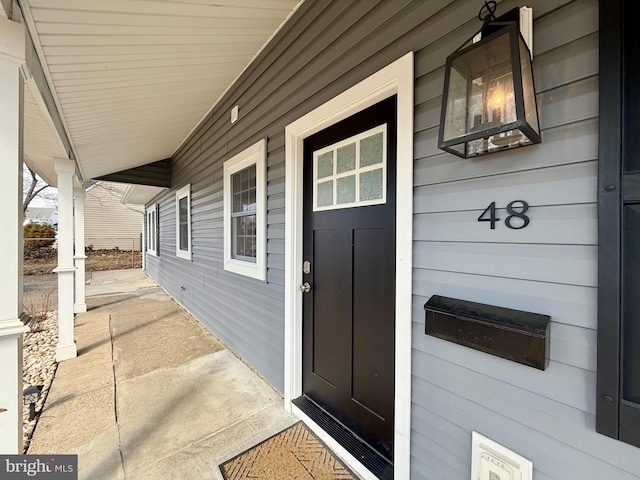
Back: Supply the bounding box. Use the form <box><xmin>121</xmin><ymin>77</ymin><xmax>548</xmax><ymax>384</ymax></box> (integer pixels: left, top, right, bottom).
<box><xmin>96</xmin><ymin>159</ymin><xmax>171</xmax><ymax>188</ymax></box>
<box><xmin>596</xmin><ymin>0</ymin><xmax>622</xmax><ymax>439</ymax></box>
<box><xmin>597</xmin><ymin>0</ymin><xmax>640</xmax><ymax>447</ymax></box>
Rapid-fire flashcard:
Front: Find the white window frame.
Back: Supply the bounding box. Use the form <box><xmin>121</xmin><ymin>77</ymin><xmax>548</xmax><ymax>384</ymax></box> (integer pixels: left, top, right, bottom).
<box><xmin>146</xmin><ymin>203</ymin><xmax>157</xmax><ymax>256</ymax></box>
<box><xmin>175</xmin><ymin>184</ymin><xmax>192</xmax><ymax>260</ymax></box>
<box><xmin>223</xmin><ymin>139</ymin><xmax>267</xmax><ymax>281</ymax></box>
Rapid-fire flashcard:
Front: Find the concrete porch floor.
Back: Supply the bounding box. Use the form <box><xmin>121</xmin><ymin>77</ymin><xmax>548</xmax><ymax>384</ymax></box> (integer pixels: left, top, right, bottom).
<box><xmin>27</xmin><ymin>269</ymin><xmax>297</xmax><ymax>480</ymax></box>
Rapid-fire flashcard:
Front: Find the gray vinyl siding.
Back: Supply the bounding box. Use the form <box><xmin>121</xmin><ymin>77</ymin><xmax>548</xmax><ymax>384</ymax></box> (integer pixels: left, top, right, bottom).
<box><xmin>145</xmin><ymin>0</ymin><xmax>640</xmax><ymax>478</ymax></box>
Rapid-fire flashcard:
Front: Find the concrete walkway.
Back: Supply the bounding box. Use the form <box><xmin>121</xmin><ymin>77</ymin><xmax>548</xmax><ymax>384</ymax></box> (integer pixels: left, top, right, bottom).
<box><xmin>28</xmin><ymin>269</ymin><xmax>297</xmax><ymax>480</ymax></box>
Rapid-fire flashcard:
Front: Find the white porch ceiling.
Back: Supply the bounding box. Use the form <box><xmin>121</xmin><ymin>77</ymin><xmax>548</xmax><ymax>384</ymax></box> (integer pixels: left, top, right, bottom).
<box><xmin>19</xmin><ymin>0</ymin><xmax>301</xmax><ymax>181</ymax></box>
<box><xmin>23</xmin><ymin>81</ymin><xmax>69</xmax><ymax>186</ymax></box>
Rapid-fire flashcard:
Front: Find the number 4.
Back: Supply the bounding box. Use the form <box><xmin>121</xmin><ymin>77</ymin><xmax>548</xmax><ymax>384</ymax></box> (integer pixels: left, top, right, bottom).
<box><xmin>478</xmin><ymin>201</ymin><xmax>500</xmax><ymax>229</ymax></box>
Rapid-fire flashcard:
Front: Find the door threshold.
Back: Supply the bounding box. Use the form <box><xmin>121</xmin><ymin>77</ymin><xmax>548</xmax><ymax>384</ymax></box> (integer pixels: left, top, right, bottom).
<box><xmin>292</xmin><ymin>395</ymin><xmax>393</xmax><ymax>480</ymax></box>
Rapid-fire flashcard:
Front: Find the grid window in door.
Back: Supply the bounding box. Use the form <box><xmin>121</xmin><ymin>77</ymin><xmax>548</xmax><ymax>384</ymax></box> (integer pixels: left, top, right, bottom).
<box><xmin>231</xmin><ymin>165</ymin><xmax>257</xmax><ymax>261</ymax></box>
<box><xmin>313</xmin><ymin>125</ymin><xmax>387</xmax><ymax>211</ymax></box>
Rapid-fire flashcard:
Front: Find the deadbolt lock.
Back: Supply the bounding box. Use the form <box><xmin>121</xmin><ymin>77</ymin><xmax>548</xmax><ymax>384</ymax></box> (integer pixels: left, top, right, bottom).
<box><xmin>299</xmin><ymin>282</ymin><xmax>311</xmax><ymax>293</ymax></box>
<box><xmin>303</xmin><ymin>260</ymin><xmax>311</xmax><ymax>275</ymax></box>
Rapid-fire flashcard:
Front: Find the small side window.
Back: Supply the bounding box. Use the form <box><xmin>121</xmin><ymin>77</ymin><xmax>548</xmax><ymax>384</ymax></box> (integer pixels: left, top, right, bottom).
<box><xmin>223</xmin><ymin>139</ymin><xmax>266</xmax><ymax>281</ymax></box>
<box><xmin>146</xmin><ymin>204</ymin><xmax>157</xmax><ymax>256</ymax></box>
<box><xmin>175</xmin><ymin>185</ymin><xmax>191</xmax><ymax>260</ymax></box>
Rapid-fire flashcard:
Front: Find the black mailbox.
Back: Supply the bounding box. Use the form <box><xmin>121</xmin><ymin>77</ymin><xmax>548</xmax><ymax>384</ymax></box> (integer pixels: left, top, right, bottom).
<box><xmin>424</xmin><ymin>295</ymin><xmax>550</xmax><ymax>370</ymax></box>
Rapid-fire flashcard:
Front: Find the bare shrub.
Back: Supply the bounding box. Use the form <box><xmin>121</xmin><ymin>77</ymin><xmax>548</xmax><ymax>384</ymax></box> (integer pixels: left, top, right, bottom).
<box><xmin>24</xmin><ymin>223</ymin><xmax>55</xmax><ymax>249</ymax></box>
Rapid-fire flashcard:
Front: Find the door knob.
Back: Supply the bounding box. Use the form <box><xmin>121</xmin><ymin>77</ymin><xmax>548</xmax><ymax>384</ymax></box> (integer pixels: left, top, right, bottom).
<box><xmin>299</xmin><ymin>282</ymin><xmax>311</xmax><ymax>293</ymax></box>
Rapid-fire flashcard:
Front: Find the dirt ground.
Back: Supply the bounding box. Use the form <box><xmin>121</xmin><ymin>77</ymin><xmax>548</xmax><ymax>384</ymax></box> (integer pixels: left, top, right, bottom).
<box><xmin>23</xmin><ymin>248</ymin><xmax>142</xmax><ymax>314</ymax></box>
<box><xmin>23</xmin><ymin>248</ymin><xmax>142</xmax><ymax>275</ymax></box>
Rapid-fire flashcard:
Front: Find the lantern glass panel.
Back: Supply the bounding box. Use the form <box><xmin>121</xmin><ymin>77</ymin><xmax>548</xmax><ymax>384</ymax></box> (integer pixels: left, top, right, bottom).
<box><xmin>519</xmin><ymin>35</ymin><xmax>539</xmax><ymax>134</ymax></box>
<box><xmin>442</xmin><ymin>29</ymin><xmax>516</xmax><ymax>144</ymax></box>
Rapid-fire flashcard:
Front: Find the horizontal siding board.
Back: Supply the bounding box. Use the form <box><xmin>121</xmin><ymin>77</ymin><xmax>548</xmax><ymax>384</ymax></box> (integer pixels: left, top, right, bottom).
<box><xmin>410</xmin><ymin>428</ymin><xmax>468</xmax><ymax>479</ymax></box>
<box><xmin>414</xmin><ymin>161</ymin><xmax>597</xmax><ymax>210</ymax></box>
<box><xmin>535</xmin><ymin>32</ymin><xmax>599</xmax><ymax>92</ymax></box>
<box><xmin>538</xmin><ymin>76</ymin><xmax>598</xmax><ymax>130</ymax></box>
<box><xmin>413</xmin><ymin>242</ymin><xmax>597</xmax><ymax>287</ymax></box>
<box><xmin>533</xmin><ymin>0</ymin><xmax>598</xmax><ymax>56</ymax></box>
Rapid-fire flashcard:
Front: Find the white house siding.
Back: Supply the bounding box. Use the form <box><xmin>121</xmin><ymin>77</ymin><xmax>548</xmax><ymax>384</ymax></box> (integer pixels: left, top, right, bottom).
<box><xmin>84</xmin><ymin>182</ymin><xmax>142</xmax><ymax>250</ymax></box>
<box><xmin>144</xmin><ymin>0</ymin><xmax>640</xmax><ymax>478</ymax></box>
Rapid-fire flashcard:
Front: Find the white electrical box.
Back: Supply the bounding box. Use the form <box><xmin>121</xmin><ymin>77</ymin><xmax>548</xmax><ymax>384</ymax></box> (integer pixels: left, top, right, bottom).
<box><xmin>471</xmin><ymin>432</ymin><xmax>532</xmax><ymax>480</ymax></box>
<box><xmin>231</xmin><ymin>105</ymin><xmax>239</xmax><ymax>124</ymax></box>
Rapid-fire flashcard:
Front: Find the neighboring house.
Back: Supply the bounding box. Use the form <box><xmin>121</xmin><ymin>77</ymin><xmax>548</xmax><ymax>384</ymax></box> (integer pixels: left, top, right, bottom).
<box><xmin>23</xmin><ymin>207</ymin><xmax>57</xmax><ymax>229</ymax></box>
<box><xmin>2</xmin><ymin>1</ymin><xmax>640</xmax><ymax>479</ymax></box>
<box><xmin>84</xmin><ymin>182</ymin><xmax>142</xmax><ymax>251</ymax></box>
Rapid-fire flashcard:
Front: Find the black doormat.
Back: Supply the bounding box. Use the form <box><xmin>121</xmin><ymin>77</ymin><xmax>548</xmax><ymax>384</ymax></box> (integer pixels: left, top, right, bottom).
<box><xmin>219</xmin><ymin>421</ymin><xmax>357</xmax><ymax>479</ymax></box>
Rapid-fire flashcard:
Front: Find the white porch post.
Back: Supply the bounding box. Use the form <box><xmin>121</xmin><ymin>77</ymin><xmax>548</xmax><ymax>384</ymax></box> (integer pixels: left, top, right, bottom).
<box><xmin>74</xmin><ymin>188</ymin><xmax>87</xmax><ymax>313</ymax></box>
<box><xmin>141</xmin><ymin>211</ymin><xmax>146</xmax><ymax>271</ymax></box>
<box><xmin>0</xmin><ymin>17</ymin><xmax>29</xmax><ymax>453</ymax></box>
<box><xmin>54</xmin><ymin>158</ymin><xmax>77</xmax><ymax>361</ymax></box>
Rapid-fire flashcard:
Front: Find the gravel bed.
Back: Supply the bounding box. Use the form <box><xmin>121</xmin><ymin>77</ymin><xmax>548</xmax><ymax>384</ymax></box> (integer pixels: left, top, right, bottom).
<box><xmin>22</xmin><ymin>311</ymin><xmax>58</xmax><ymax>453</ymax></box>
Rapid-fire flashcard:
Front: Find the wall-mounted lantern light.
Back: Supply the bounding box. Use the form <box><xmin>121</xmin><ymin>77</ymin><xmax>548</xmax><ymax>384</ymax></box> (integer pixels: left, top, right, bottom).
<box><xmin>23</xmin><ymin>385</ymin><xmax>42</xmax><ymax>421</ymax></box>
<box><xmin>438</xmin><ymin>2</ymin><xmax>540</xmax><ymax>158</ymax></box>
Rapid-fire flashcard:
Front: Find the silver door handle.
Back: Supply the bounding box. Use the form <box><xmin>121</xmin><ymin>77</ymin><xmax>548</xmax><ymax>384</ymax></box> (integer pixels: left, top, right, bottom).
<box><xmin>299</xmin><ymin>282</ymin><xmax>311</xmax><ymax>293</ymax></box>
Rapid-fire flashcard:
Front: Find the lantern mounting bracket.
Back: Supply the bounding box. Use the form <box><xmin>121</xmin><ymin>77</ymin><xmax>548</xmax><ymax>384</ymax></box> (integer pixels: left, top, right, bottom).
<box><xmin>478</xmin><ymin>1</ymin><xmax>498</xmax><ymax>23</ymax></box>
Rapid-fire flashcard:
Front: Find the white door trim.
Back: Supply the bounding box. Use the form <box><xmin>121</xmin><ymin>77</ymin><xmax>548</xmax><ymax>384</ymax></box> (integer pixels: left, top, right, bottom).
<box><xmin>284</xmin><ymin>51</ymin><xmax>414</xmax><ymax>479</ymax></box>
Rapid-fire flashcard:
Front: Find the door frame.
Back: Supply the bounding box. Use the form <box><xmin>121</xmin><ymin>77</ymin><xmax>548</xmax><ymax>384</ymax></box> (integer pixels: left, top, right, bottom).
<box><xmin>284</xmin><ymin>52</ymin><xmax>413</xmax><ymax>479</ymax></box>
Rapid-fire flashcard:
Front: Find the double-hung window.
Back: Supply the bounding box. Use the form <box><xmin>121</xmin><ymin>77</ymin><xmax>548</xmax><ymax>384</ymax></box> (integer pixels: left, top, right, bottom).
<box><xmin>146</xmin><ymin>204</ymin><xmax>158</xmax><ymax>256</ymax></box>
<box><xmin>223</xmin><ymin>139</ymin><xmax>266</xmax><ymax>281</ymax></box>
<box><xmin>175</xmin><ymin>184</ymin><xmax>191</xmax><ymax>260</ymax></box>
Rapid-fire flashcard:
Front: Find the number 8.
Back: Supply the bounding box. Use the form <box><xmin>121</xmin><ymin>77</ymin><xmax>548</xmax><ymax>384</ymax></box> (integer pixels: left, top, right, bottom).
<box><xmin>505</xmin><ymin>200</ymin><xmax>530</xmax><ymax>229</ymax></box>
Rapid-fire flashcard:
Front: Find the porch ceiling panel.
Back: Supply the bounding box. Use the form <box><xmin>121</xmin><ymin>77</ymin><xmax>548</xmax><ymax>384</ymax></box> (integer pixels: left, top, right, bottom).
<box><xmin>23</xmin><ymin>81</ymin><xmax>68</xmax><ymax>186</ymax></box>
<box><xmin>19</xmin><ymin>0</ymin><xmax>300</xmax><ymax>180</ymax></box>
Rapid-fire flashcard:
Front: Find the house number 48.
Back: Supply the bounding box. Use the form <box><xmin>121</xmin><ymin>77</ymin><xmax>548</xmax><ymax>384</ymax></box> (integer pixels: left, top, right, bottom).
<box><xmin>478</xmin><ymin>200</ymin><xmax>530</xmax><ymax>230</ymax></box>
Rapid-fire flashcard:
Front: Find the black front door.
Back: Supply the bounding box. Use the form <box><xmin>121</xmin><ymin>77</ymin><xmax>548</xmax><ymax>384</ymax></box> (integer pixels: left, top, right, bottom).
<box><xmin>302</xmin><ymin>97</ymin><xmax>397</xmax><ymax>461</ymax></box>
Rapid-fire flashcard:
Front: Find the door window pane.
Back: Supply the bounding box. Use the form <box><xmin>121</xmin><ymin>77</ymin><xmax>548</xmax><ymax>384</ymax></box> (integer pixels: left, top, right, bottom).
<box><xmin>317</xmin><ymin>180</ymin><xmax>334</xmax><ymax>207</ymax></box>
<box><xmin>318</xmin><ymin>152</ymin><xmax>333</xmax><ymax>179</ymax></box>
<box><xmin>313</xmin><ymin>125</ymin><xmax>387</xmax><ymax>211</ymax></box>
<box><xmin>337</xmin><ymin>175</ymin><xmax>356</xmax><ymax>204</ymax></box>
<box><xmin>359</xmin><ymin>169</ymin><xmax>384</xmax><ymax>201</ymax></box>
<box><xmin>337</xmin><ymin>143</ymin><xmax>356</xmax><ymax>173</ymax></box>
<box><xmin>360</xmin><ymin>132</ymin><xmax>384</xmax><ymax>167</ymax></box>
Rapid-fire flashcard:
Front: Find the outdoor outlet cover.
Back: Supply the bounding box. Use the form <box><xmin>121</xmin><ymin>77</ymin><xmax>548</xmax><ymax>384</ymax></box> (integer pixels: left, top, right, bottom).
<box><xmin>471</xmin><ymin>432</ymin><xmax>533</xmax><ymax>480</ymax></box>
<box><xmin>231</xmin><ymin>105</ymin><xmax>239</xmax><ymax>124</ymax></box>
